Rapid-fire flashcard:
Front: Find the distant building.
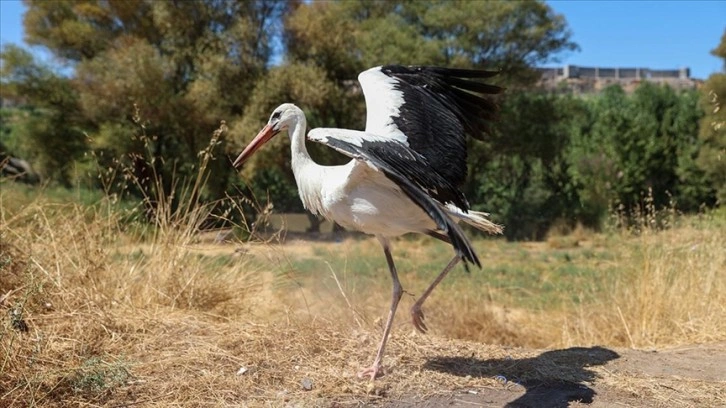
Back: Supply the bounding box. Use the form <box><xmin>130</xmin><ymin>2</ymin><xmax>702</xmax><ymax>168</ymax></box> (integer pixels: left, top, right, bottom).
<box><xmin>0</xmin><ymin>96</ymin><xmax>27</xmax><ymax>108</ymax></box>
<box><xmin>536</xmin><ymin>65</ymin><xmax>700</xmax><ymax>93</ymax></box>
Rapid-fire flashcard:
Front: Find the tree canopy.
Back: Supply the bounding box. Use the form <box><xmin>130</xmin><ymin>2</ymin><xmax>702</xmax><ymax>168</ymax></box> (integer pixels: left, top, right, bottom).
<box><xmin>1</xmin><ymin>0</ymin><xmax>720</xmax><ymax>238</ymax></box>
<box><xmin>697</xmin><ymin>29</ymin><xmax>726</xmax><ymax>203</ymax></box>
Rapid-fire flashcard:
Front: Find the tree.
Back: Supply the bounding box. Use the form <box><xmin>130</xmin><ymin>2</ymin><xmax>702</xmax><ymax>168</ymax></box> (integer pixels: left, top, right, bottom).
<box><xmin>21</xmin><ymin>0</ymin><xmax>288</xmax><ymax>202</ymax></box>
<box><xmin>23</xmin><ymin>0</ymin><xmax>157</xmax><ymax>61</ymax></box>
<box><xmin>565</xmin><ymin>83</ymin><xmax>714</xmax><ymax>225</ymax></box>
<box><xmin>404</xmin><ymin>0</ymin><xmax>578</xmax><ymax>84</ymax></box>
<box><xmin>285</xmin><ymin>0</ymin><xmax>577</xmax><ymax>83</ymax></box>
<box><xmin>671</xmin><ymin>88</ymin><xmax>715</xmax><ymax>211</ymax></box>
<box><xmin>0</xmin><ymin>45</ymin><xmax>86</xmax><ymax>185</ymax></box>
<box><xmin>467</xmin><ymin>92</ymin><xmax>581</xmax><ymax>239</ymax></box>
<box><xmin>698</xmin><ymin>29</ymin><xmax>726</xmax><ymax>204</ymax></box>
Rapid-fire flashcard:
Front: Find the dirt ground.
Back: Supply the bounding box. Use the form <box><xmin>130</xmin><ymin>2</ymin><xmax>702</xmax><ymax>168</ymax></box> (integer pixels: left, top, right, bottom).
<box><xmin>383</xmin><ymin>343</ymin><xmax>725</xmax><ymax>407</ymax></box>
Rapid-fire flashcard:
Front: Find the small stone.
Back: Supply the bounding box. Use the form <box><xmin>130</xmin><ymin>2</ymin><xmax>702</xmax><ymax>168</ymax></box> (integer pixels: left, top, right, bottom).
<box><xmin>301</xmin><ymin>377</ymin><xmax>313</xmax><ymax>391</ymax></box>
<box><xmin>366</xmin><ymin>383</ymin><xmax>387</xmax><ymax>396</ymax></box>
<box><xmin>236</xmin><ymin>366</ymin><xmax>248</xmax><ymax>375</ymax></box>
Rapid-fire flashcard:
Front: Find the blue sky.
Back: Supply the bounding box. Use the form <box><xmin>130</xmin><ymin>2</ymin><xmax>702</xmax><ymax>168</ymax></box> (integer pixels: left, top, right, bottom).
<box><xmin>547</xmin><ymin>1</ymin><xmax>725</xmax><ymax>79</ymax></box>
<box><xmin>2</xmin><ymin>0</ymin><xmax>724</xmax><ymax>79</ymax></box>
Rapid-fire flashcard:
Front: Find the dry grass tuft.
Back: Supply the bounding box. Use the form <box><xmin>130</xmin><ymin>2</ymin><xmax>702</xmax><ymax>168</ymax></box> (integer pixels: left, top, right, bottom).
<box><xmin>562</xmin><ymin>222</ymin><xmax>726</xmax><ymax>348</ymax></box>
<box><xmin>0</xmin><ymin>185</ymin><xmax>264</xmax><ymax>406</ymax></box>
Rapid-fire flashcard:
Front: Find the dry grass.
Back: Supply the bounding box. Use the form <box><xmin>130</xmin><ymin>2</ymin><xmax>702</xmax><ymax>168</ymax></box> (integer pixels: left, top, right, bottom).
<box><xmin>1</xmin><ymin>177</ymin><xmax>724</xmax><ymax>406</ymax></box>
<box><xmin>268</xmin><ymin>220</ymin><xmax>725</xmax><ymax>351</ymax></box>
<box><xmin>0</xmin><ymin>185</ymin><xmax>262</xmax><ymax>405</ymax></box>
<box><xmin>561</xmin><ymin>222</ymin><xmax>725</xmax><ymax>348</ymax></box>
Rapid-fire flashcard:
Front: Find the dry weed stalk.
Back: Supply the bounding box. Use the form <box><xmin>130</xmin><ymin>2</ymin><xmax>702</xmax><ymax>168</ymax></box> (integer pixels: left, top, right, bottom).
<box><xmin>560</xmin><ymin>197</ymin><xmax>725</xmax><ymax>348</ymax></box>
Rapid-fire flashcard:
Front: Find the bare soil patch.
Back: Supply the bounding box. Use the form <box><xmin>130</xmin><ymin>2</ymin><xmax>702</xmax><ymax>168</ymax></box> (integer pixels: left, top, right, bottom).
<box><xmin>387</xmin><ymin>342</ymin><xmax>725</xmax><ymax>408</ymax></box>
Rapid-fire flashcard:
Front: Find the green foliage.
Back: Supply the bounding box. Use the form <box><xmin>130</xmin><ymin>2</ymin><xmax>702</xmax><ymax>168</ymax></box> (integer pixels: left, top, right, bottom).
<box><xmin>672</xmin><ymin>89</ymin><xmax>715</xmax><ymax>211</ymax></box>
<box><xmin>20</xmin><ymin>109</ymin><xmax>87</xmax><ymax>185</ymax></box>
<box><xmin>18</xmin><ymin>0</ymin><xmax>288</xmax><ymax>202</ymax></box>
<box><xmin>286</xmin><ymin>0</ymin><xmax>577</xmax><ymax>85</ymax></box>
<box><xmin>697</xmin><ymin>29</ymin><xmax>726</xmax><ymax>203</ymax></box>
<box><xmin>249</xmin><ymin>166</ymin><xmax>302</xmax><ymax>213</ymax></box>
<box><xmin>70</xmin><ymin>356</ymin><xmax>130</xmax><ymax>395</ymax></box>
<box><xmin>3</xmin><ymin>0</ymin><xmax>721</xmax><ymax>239</ymax></box>
<box><xmin>565</xmin><ymin>84</ymin><xmax>714</xmax><ymax>225</ymax></box>
<box><xmin>0</xmin><ymin>45</ymin><xmax>87</xmax><ymax>185</ymax></box>
<box><xmin>466</xmin><ymin>83</ymin><xmax>713</xmax><ymax>239</ymax></box>
<box><xmin>0</xmin><ymin>109</ymin><xmax>23</xmax><ymax>156</ymax></box>
<box><xmin>467</xmin><ymin>92</ymin><xmax>581</xmax><ymax>240</ymax></box>
<box><xmin>408</xmin><ymin>0</ymin><xmax>577</xmax><ymax>83</ymax></box>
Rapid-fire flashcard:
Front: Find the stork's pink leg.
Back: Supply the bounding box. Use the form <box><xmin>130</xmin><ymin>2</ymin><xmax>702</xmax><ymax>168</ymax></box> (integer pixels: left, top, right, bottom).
<box><xmin>358</xmin><ymin>238</ymin><xmax>403</xmax><ymax>381</ymax></box>
<box><xmin>411</xmin><ymin>256</ymin><xmax>460</xmax><ymax>333</ymax></box>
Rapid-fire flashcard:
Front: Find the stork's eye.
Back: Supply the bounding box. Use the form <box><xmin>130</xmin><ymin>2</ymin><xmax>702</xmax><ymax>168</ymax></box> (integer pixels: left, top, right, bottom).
<box><xmin>271</xmin><ymin>111</ymin><xmax>282</xmax><ymax>121</ymax></box>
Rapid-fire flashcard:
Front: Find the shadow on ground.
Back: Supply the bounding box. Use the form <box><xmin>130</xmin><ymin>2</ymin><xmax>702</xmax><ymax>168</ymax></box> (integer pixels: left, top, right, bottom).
<box><xmin>424</xmin><ymin>346</ymin><xmax>620</xmax><ymax>408</ymax></box>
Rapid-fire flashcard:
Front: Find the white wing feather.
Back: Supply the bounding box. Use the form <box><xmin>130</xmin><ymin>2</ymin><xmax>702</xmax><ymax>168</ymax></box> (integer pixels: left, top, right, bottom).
<box><xmin>357</xmin><ymin>67</ymin><xmax>408</xmax><ymax>145</ymax></box>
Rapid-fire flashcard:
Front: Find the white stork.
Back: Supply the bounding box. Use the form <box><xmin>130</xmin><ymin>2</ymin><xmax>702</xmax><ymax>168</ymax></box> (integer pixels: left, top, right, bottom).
<box><xmin>233</xmin><ymin>65</ymin><xmax>504</xmax><ymax>380</ymax></box>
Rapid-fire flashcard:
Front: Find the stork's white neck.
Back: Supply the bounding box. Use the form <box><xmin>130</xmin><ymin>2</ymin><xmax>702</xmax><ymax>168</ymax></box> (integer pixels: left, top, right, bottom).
<box><xmin>287</xmin><ymin>109</ymin><xmax>326</xmax><ymax>215</ymax></box>
<box><xmin>288</xmin><ymin>110</ymin><xmax>310</xmax><ymax>168</ymax></box>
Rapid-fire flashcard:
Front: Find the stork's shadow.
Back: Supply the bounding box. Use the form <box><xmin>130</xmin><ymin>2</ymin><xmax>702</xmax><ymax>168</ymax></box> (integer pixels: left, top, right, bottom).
<box><xmin>424</xmin><ymin>346</ymin><xmax>619</xmax><ymax>408</ymax></box>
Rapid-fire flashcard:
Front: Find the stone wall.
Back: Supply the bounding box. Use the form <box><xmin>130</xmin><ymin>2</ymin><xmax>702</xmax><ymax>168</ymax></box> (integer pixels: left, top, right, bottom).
<box><xmin>536</xmin><ymin>65</ymin><xmax>697</xmax><ymax>93</ymax></box>
<box><xmin>540</xmin><ymin>65</ymin><xmax>690</xmax><ymax>80</ymax></box>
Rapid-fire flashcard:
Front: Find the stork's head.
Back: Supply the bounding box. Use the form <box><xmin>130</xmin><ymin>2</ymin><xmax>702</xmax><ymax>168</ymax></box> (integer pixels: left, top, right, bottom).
<box><xmin>233</xmin><ymin>103</ymin><xmax>301</xmax><ymax>168</ymax></box>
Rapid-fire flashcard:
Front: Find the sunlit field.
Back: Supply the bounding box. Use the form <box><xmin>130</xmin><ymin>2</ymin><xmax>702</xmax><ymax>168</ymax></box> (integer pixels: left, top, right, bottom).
<box><xmin>1</xmin><ymin>182</ymin><xmax>724</xmax><ymax>407</ymax></box>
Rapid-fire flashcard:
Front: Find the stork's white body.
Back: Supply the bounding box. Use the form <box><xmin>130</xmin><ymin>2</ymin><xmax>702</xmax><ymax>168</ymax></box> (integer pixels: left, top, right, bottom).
<box><xmin>297</xmin><ymin>160</ymin><xmax>436</xmax><ymax>238</ymax></box>
<box><xmin>233</xmin><ymin>65</ymin><xmax>504</xmax><ymax>380</ymax></box>
<box><xmin>322</xmin><ymin>166</ymin><xmax>435</xmax><ymax>236</ymax></box>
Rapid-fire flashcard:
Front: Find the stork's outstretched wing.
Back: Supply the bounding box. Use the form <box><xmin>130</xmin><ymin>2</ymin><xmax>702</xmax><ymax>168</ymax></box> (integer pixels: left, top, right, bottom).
<box><xmin>359</xmin><ymin>65</ymin><xmax>503</xmax><ymax>189</ymax></box>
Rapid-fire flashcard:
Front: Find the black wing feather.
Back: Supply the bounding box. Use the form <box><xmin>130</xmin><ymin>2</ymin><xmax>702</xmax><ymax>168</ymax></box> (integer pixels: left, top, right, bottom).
<box><xmin>379</xmin><ymin>65</ymin><xmax>503</xmax><ymax>187</ymax></box>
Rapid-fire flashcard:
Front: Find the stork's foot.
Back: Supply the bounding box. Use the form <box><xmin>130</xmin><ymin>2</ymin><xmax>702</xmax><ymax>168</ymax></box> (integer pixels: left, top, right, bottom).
<box><xmin>357</xmin><ymin>363</ymin><xmax>385</xmax><ymax>381</ymax></box>
<box><xmin>411</xmin><ymin>304</ymin><xmax>428</xmax><ymax>334</ymax></box>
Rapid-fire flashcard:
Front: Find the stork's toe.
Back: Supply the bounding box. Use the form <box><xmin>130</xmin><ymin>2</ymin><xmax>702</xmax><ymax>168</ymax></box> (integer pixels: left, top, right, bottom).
<box><xmin>357</xmin><ymin>364</ymin><xmax>385</xmax><ymax>381</ymax></box>
<box><xmin>411</xmin><ymin>304</ymin><xmax>428</xmax><ymax>334</ymax></box>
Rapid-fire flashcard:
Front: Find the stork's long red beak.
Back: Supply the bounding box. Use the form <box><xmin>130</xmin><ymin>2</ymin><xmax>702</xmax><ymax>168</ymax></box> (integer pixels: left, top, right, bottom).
<box><xmin>233</xmin><ymin>124</ymin><xmax>278</xmax><ymax>169</ymax></box>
